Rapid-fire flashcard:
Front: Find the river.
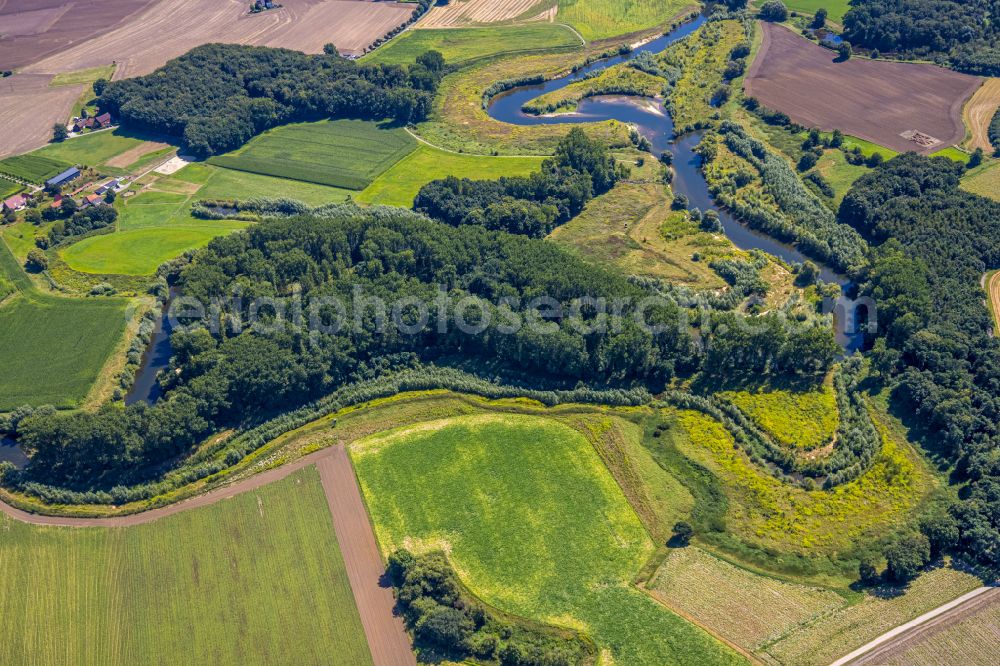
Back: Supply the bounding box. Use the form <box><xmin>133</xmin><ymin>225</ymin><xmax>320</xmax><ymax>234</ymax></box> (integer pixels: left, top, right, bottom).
<box><xmin>125</xmin><ymin>17</ymin><xmax>861</xmax><ymax>403</ymax></box>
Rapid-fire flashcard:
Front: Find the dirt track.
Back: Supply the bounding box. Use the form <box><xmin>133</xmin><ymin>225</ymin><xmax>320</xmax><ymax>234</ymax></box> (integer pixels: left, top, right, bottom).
<box><xmin>840</xmin><ymin>586</ymin><xmax>1000</xmax><ymax>665</ymax></box>
<box><xmin>988</xmin><ymin>272</ymin><xmax>1000</xmax><ymax>337</ymax></box>
<box><xmin>745</xmin><ymin>22</ymin><xmax>981</xmax><ymax>154</ymax></box>
<box><xmin>0</xmin><ymin>447</ymin><xmax>416</xmax><ymax>666</ymax></box>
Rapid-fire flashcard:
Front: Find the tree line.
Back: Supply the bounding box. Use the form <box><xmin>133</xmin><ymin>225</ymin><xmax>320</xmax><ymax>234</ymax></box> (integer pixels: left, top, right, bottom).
<box><xmin>99</xmin><ymin>43</ymin><xmax>445</xmax><ymax>156</ymax></box>
<box><xmin>843</xmin><ymin>0</ymin><xmax>1000</xmax><ymax>75</ymax></box>
<box><xmin>841</xmin><ymin>153</ymin><xmax>1000</xmax><ymax>568</ymax></box>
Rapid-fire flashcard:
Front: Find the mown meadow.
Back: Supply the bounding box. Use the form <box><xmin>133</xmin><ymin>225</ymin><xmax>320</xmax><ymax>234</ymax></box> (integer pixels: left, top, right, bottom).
<box><xmin>0</xmin><ymin>467</ymin><xmax>372</xmax><ymax>665</ymax></box>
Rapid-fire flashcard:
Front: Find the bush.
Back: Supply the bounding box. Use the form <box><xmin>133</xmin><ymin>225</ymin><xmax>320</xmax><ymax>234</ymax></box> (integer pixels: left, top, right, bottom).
<box><xmin>671</xmin><ymin>521</ymin><xmax>694</xmax><ymax>545</ymax></box>
<box><xmin>884</xmin><ymin>533</ymin><xmax>931</xmax><ymax>583</ymax></box>
<box><xmin>759</xmin><ymin>0</ymin><xmax>788</xmax><ymax>22</ymax></box>
<box><xmin>25</xmin><ymin>249</ymin><xmax>48</xmax><ymax>272</ymax></box>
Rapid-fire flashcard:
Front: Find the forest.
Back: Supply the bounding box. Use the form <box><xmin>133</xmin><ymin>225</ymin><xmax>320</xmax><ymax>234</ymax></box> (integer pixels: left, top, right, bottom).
<box><xmin>842</xmin><ymin>0</ymin><xmax>1000</xmax><ymax>74</ymax></box>
<box><xmin>414</xmin><ymin>128</ymin><xmax>626</xmax><ymax>236</ymax></box>
<box><xmin>840</xmin><ymin>154</ymin><xmax>1000</xmax><ymax>566</ymax></box>
<box><xmin>98</xmin><ymin>44</ymin><xmax>444</xmax><ymax>156</ymax></box>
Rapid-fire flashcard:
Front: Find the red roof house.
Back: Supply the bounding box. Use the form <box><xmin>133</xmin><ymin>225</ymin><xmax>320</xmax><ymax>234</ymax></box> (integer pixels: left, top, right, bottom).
<box><xmin>2</xmin><ymin>193</ymin><xmax>28</xmax><ymax>212</ymax></box>
<box><xmin>93</xmin><ymin>113</ymin><xmax>113</xmax><ymax>128</ymax></box>
<box><xmin>82</xmin><ymin>193</ymin><xmax>101</xmax><ymax>206</ymax></box>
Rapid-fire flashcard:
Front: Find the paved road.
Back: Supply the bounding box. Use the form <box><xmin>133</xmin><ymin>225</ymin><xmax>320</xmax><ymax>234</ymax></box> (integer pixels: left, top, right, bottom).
<box><xmin>0</xmin><ymin>446</ymin><xmax>417</xmax><ymax>666</ymax></box>
<box><xmin>829</xmin><ymin>586</ymin><xmax>1000</xmax><ymax>665</ymax></box>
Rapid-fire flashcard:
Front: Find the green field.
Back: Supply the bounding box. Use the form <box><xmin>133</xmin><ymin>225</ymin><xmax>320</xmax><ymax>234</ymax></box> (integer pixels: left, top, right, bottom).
<box><xmin>557</xmin><ymin>0</ymin><xmax>690</xmax><ymax>41</ymax></box>
<box><xmin>30</xmin><ymin>129</ymin><xmax>154</xmax><ymax>170</ymax></box>
<box><xmin>0</xmin><ymin>467</ymin><xmax>373</xmax><ymax>665</ymax></box>
<box><xmin>60</xmin><ymin>221</ymin><xmax>248</xmax><ymax>275</ymax></box>
<box><xmin>366</xmin><ymin>24</ymin><xmax>581</xmax><ymax>67</ymax></box>
<box><xmin>49</xmin><ymin>64</ymin><xmax>116</xmax><ymax>87</ymax></box>
<box><xmin>784</xmin><ymin>0</ymin><xmax>852</xmax><ymax>23</ymax></box>
<box><xmin>930</xmin><ymin>145</ymin><xmax>972</xmax><ymax>164</ymax></box>
<box><xmin>352</xmin><ymin>412</ymin><xmax>746</xmax><ymax>665</ymax></box>
<box><xmin>961</xmin><ymin>160</ymin><xmax>1000</xmax><ymax>201</ymax></box>
<box><xmin>0</xmin><ymin>241</ymin><xmax>128</xmax><ymax>410</ymax></box>
<box><xmin>207</xmin><ymin>120</ymin><xmax>417</xmax><ymax>190</ymax></box>
<box><xmin>0</xmin><ymin>154</ymin><xmax>71</xmax><ymax>184</ymax></box>
<box><xmin>0</xmin><ymin>176</ymin><xmax>23</xmax><ymax>199</ymax></box>
<box><xmin>356</xmin><ymin>144</ymin><xmax>544</xmax><ymax>207</ymax></box>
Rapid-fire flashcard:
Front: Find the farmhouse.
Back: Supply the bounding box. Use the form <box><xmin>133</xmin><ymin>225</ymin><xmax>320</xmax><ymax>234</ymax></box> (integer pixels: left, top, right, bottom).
<box><xmin>94</xmin><ymin>113</ymin><xmax>113</xmax><ymax>129</ymax></box>
<box><xmin>82</xmin><ymin>193</ymin><xmax>102</xmax><ymax>207</ymax></box>
<box><xmin>73</xmin><ymin>118</ymin><xmax>95</xmax><ymax>132</ymax></box>
<box><xmin>46</xmin><ymin>166</ymin><xmax>80</xmax><ymax>188</ymax></box>
<box><xmin>95</xmin><ymin>179</ymin><xmax>121</xmax><ymax>195</ymax></box>
<box><xmin>2</xmin><ymin>193</ymin><xmax>29</xmax><ymax>212</ymax></box>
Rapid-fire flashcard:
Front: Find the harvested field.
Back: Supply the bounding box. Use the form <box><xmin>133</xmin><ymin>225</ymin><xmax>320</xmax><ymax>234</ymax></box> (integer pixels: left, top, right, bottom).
<box><xmin>963</xmin><ymin>77</ymin><xmax>1000</xmax><ymax>152</ymax></box>
<box><xmin>961</xmin><ymin>160</ymin><xmax>1000</xmax><ymax>201</ymax></box>
<box><xmin>23</xmin><ymin>0</ymin><xmax>413</xmax><ymax>79</ymax></box>
<box><xmin>103</xmin><ymin>139</ymin><xmax>172</xmax><ymax>168</ymax></box>
<box><xmin>1</xmin><ymin>0</ymin><xmax>413</xmax><ymax>157</ymax></box>
<box><xmin>987</xmin><ymin>271</ymin><xmax>1000</xmax><ymax>337</ymax></box>
<box><xmin>745</xmin><ymin>22</ymin><xmax>980</xmax><ymax>154</ymax></box>
<box><xmin>0</xmin><ymin>74</ymin><xmax>82</xmax><ymax>158</ymax></box>
<box><xmin>419</xmin><ymin>0</ymin><xmax>546</xmax><ymax>28</ymax></box>
<box><xmin>0</xmin><ymin>0</ymin><xmax>156</xmax><ymax>71</ymax></box>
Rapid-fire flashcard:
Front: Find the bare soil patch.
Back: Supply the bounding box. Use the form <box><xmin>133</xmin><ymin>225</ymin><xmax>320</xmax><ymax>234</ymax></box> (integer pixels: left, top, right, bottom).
<box><xmin>104</xmin><ymin>139</ymin><xmax>171</xmax><ymax>168</ymax></box>
<box><xmin>963</xmin><ymin>78</ymin><xmax>1000</xmax><ymax>152</ymax></box>
<box><xmin>419</xmin><ymin>0</ymin><xmax>546</xmax><ymax>28</ymax></box>
<box><xmin>745</xmin><ymin>22</ymin><xmax>981</xmax><ymax>154</ymax></box>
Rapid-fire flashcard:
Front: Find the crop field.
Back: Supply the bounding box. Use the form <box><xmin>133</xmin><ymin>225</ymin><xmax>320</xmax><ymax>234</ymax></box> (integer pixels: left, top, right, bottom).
<box><xmin>356</xmin><ymin>144</ymin><xmax>544</xmax><ymax>207</ymax></box>
<box><xmin>207</xmin><ymin>120</ymin><xmax>417</xmax><ymax>190</ymax></box>
<box><xmin>745</xmin><ymin>23</ymin><xmax>981</xmax><ymax>154</ymax></box>
<box><xmin>419</xmin><ymin>0</ymin><xmax>548</xmax><ymax>27</ymax></box>
<box><xmin>0</xmin><ymin>177</ymin><xmax>23</xmax><ymax>199</ymax></box>
<box><xmin>0</xmin><ymin>73</ymin><xmax>92</xmax><ymax>159</ymax></box>
<box><xmin>961</xmin><ymin>160</ymin><xmax>1000</xmax><ymax>202</ymax></box>
<box><xmin>962</xmin><ymin>78</ymin><xmax>1000</xmax><ymax>152</ymax></box>
<box><xmin>548</xmin><ymin>177</ymin><xmax>729</xmax><ymax>288</ymax></box>
<box><xmin>365</xmin><ymin>23</ymin><xmax>582</xmax><ymax>67</ymax></box>
<box><xmin>352</xmin><ymin>412</ymin><xmax>746</xmax><ymax>665</ymax></box>
<box><xmin>49</xmin><ymin>64</ymin><xmax>117</xmax><ymax>87</ymax></box>
<box><xmin>720</xmin><ymin>377</ymin><xmax>838</xmax><ymax>450</ymax></box>
<box><xmin>865</xmin><ymin>592</ymin><xmax>1000</xmax><ymax>666</ymax></box>
<box><xmin>0</xmin><ymin>467</ymin><xmax>373</xmax><ymax>665</ymax></box>
<box><xmin>764</xmin><ymin>565</ymin><xmax>983</xmax><ymax>665</ymax></box>
<box><xmin>557</xmin><ymin>0</ymin><xmax>691</xmax><ymax>42</ymax></box>
<box><xmin>0</xmin><ymin>153</ymin><xmax>71</xmax><ymax>184</ymax></box>
<box><xmin>673</xmin><ymin>408</ymin><xmax>934</xmax><ymax>560</ymax></box>
<box><xmin>0</xmin><ymin>242</ymin><xmax>128</xmax><ymax>410</ymax></box>
<box><xmin>649</xmin><ymin>547</ymin><xmax>847</xmax><ymax>651</ymax></box>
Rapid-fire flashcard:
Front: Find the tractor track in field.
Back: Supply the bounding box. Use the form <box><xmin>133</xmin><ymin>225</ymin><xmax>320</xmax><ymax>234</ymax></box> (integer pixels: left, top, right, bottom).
<box><xmin>0</xmin><ymin>446</ymin><xmax>416</xmax><ymax>666</ymax></box>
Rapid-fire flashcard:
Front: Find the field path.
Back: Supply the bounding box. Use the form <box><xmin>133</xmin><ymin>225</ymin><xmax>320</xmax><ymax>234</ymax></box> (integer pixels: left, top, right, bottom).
<box><xmin>988</xmin><ymin>271</ymin><xmax>1000</xmax><ymax>337</ymax></box>
<box><xmin>318</xmin><ymin>448</ymin><xmax>417</xmax><ymax>666</ymax></box>
<box><xmin>0</xmin><ymin>446</ymin><xmax>417</xmax><ymax>666</ymax></box>
<box><xmin>829</xmin><ymin>586</ymin><xmax>999</xmax><ymax>665</ymax></box>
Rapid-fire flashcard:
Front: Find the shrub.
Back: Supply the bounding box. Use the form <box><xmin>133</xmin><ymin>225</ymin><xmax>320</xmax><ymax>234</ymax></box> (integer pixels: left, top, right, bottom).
<box><xmin>759</xmin><ymin>1</ymin><xmax>788</xmax><ymax>22</ymax></box>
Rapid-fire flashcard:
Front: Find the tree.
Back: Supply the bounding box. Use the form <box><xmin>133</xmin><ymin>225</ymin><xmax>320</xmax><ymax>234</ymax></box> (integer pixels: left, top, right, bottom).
<box><xmin>92</xmin><ymin>78</ymin><xmax>109</xmax><ymax>96</ymax></box>
<box><xmin>858</xmin><ymin>557</ymin><xmax>880</xmax><ymax>585</ymax></box>
<box><xmin>796</xmin><ymin>260</ymin><xmax>820</xmax><ymax>286</ymax></box>
<box><xmin>920</xmin><ymin>512</ymin><xmax>959</xmax><ymax>557</ymax></box>
<box><xmin>416</xmin><ymin>50</ymin><xmax>445</xmax><ymax>73</ymax></box>
<box><xmin>52</xmin><ymin>123</ymin><xmax>68</xmax><ymax>142</ymax></box>
<box><xmin>323</xmin><ymin>43</ymin><xmax>339</xmax><ymax>56</ymax></box>
<box><xmin>811</xmin><ymin>8</ymin><xmax>828</xmax><ymax>29</ymax></box>
<box><xmin>798</xmin><ymin>152</ymin><xmax>819</xmax><ymax>171</ymax></box>
<box><xmin>837</xmin><ymin>42</ymin><xmax>853</xmax><ymax>61</ymax></box>
<box><xmin>830</xmin><ymin>129</ymin><xmax>844</xmax><ymax>147</ymax></box>
<box><xmin>671</xmin><ymin>521</ymin><xmax>694</xmax><ymax>545</ymax></box>
<box><xmin>759</xmin><ymin>0</ymin><xmax>788</xmax><ymax>22</ymax></box>
<box><xmin>25</xmin><ymin>249</ymin><xmax>48</xmax><ymax>272</ymax></box>
<box><xmin>104</xmin><ymin>190</ymin><xmax>117</xmax><ymax>204</ymax></box>
<box><xmin>866</xmin><ymin>151</ymin><xmax>884</xmax><ymax>167</ymax></box>
<box><xmin>968</xmin><ymin>147</ymin><xmax>984</xmax><ymax>169</ymax></box>
<box><xmin>884</xmin><ymin>533</ymin><xmax>930</xmax><ymax>583</ymax></box>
